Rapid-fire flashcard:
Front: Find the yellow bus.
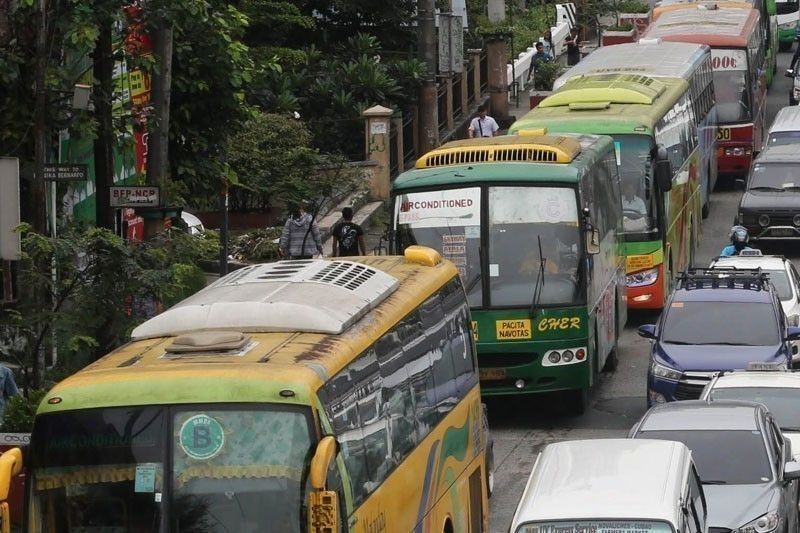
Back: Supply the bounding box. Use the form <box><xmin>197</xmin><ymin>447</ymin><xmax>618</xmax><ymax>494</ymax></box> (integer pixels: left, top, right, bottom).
<box><xmin>0</xmin><ymin>249</ymin><xmax>489</xmax><ymax>533</ymax></box>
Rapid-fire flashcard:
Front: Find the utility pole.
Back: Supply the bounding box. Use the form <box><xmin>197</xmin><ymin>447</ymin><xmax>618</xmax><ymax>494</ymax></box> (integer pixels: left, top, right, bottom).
<box><xmin>146</xmin><ymin>22</ymin><xmax>173</xmax><ymax>185</ymax></box>
<box><xmin>93</xmin><ymin>14</ymin><xmax>115</xmax><ymax>230</ymax></box>
<box><xmin>33</xmin><ymin>0</ymin><xmax>48</xmax><ymax>236</ymax></box>
<box><xmin>418</xmin><ymin>0</ymin><xmax>439</xmax><ymax>153</ymax></box>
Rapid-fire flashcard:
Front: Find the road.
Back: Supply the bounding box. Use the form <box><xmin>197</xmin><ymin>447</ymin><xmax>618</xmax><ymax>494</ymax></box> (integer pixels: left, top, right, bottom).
<box><xmin>487</xmin><ymin>49</ymin><xmax>797</xmax><ymax>532</ymax></box>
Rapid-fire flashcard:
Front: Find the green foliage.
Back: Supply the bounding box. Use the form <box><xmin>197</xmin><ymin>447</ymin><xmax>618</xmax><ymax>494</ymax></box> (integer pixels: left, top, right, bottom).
<box><xmin>1</xmin><ymin>390</ymin><xmax>47</xmax><ymax>433</ymax></box>
<box><xmin>230</xmin><ymin>228</ymin><xmax>282</xmax><ymax>262</ymax></box>
<box><xmin>0</xmin><ymin>224</ymin><xmax>212</xmax><ymax>386</ymax></box>
<box><xmin>531</xmin><ymin>60</ymin><xmax>564</xmax><ymax>91</ymax></box>
<box><xmin>616</xmin><ymin>0</ymin><xmax>650</xmax><ymax>13</ymax></box>
<box><xmin>470</xmin><ymin>3</ymin><xmax>556</xmax><ymax>63</ymax></box>
<box><xmin>606</xmin><ymin>22</ymin><xmax>635</xmax><ymax>31</ymax></box>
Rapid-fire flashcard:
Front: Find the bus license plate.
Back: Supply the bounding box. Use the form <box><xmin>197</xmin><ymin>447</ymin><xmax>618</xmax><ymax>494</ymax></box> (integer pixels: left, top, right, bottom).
<box><xmin>479</xmin><ymin>368</ymin><xmax>507</xmax><ymax>381</ymax></box>
<box><xmin>771</xmin><ymin>228</ymin><xmax>794</xmax><ymax>237</ymax></box>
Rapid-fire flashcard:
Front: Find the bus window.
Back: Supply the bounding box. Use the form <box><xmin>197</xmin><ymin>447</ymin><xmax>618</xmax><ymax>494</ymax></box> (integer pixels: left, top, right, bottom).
<box><xmin>712</xmin><ymin>49</ymin><xmax>752</xmax><ymax>124</ymax></box>
<box><xmin>488</xmin><ymin>186</ymin><xmax>581</xmax><ymax>308</ymax></box>
<box><xmin>396</xmin><ymin>188</ymin><xmax>483</xmax><ymax>306</ymax></box>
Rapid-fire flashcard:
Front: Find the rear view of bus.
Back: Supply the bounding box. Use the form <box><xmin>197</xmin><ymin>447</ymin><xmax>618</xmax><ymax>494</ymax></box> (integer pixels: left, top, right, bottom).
<box><xmin>0</xmin><ymin>252</ymin><xmax>488</xmax><ymax>532</ymax></box>
<box><xmin>644</xmin><ymin>6</ymin><xmax>768</xmax><ymax>178</ymax></box>
<box><xmin>510</xmin><ymin>41</ymin><xmax>715</xmax><ymax>310</ymax></box>
<box><xmin>392</xmin><ymin>134</ymin><xmax>625</xmax><ymax>413</ymax></box>
<box><xmin>776</xmin><ymin>0</ymin><xmax>799</xmax><ymax>50</ymax></box>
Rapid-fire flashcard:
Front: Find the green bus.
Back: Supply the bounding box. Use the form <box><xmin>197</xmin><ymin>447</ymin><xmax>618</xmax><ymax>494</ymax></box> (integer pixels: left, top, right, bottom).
<box><xmin>510</xmin><ymin>41</ymin><xmax>717</xmax><ymax>311</ymax></box>
<box><xmin>391</xmin><ymin>133</ymin><xmax>633</xmax><ymax>413</ymax></box>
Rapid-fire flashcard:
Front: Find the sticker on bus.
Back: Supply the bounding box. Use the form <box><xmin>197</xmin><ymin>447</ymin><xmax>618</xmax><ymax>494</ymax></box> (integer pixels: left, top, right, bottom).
<box><xmin>396</xmin><ymin>188</ymin><xmax>481</xmax><ymax>228</ymax></box>
<box><xmin>717</xmin><ymin>128</ymin><xmax>731</xmax><ymax>141</ymax></box>
<box><xmin>710</xmin><ymin>49</ymin><xmax>747</xmax><ymax>71</ymax></box>
<box><xmin>495</xmin><ymin>319</ymin><xmax>533</xmax><ymax>340</ymax></box>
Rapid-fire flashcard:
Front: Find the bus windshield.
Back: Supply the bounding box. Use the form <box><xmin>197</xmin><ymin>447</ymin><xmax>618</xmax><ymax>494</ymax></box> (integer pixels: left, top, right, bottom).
<box><xmin>776</xmin><ymin>0</ymin><xmax>798</xmax><ymax>15</ymax></box>
<box><xmin>712</xmin><ymin>49</ymin><xmax>752</xmax><ymax>124</ymax></box>
<box><xmin>395</xmin><ymin>185</ymin><xmax>583</xmax><ymax>308</ymax></box>
<box><xmin>613</xmin><ymin>134</ymin><xmax>656</xmax><ymax>234</ymax></box>
<box><xmin>488</xmin><ymin>186</ymin><xmax>581</xmax><ymax>307</ymax></box>
<box><xmin>29</xmin><ymin>405</ymin><xmax>313</xmax><ymax>532</ymax></box>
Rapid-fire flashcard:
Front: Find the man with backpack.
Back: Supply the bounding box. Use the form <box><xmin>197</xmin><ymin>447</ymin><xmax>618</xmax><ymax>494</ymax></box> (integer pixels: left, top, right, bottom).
<box><xmin>331</xmin><ymin>207</ymin><xmax>367</xmax><ymax>257</ymax></box>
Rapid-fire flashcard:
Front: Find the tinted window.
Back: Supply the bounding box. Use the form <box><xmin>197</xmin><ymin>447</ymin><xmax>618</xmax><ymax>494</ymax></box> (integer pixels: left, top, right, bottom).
<box><xmin>661</xmin><ymin>301</ymin><xmax>780</xmax><ymax>346</ymax></box>
<box><xmin>777</xmin><ymin>1</ymin><xmax>798</xmax><ymax>14</ymax></box>
<box><xmin>710</xmin><ymin>388</ymin><xmax>800</xmax><ymax>430</ymax></box>
<box><xmin>636</xmin><ymin>429</ymin><xmax>772</xmax><ymax>484</ymax></box>
<box><xmin>713</xmin><ymin>69</ymin><xmax>751</xmax><ymax>124</ymax></box>
<box><xmin>767</xmin><ymin>131</ymin><xmax>800</xmax><ymax>146</ymax></box>
<box><xmin>749</xmin><ymin>163</ymin><xmax>800</xmax><ymax>190</ymax></box>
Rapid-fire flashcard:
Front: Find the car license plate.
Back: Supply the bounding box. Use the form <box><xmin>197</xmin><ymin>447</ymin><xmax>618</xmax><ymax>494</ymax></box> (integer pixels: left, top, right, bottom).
<box><xmin>771</xmin><ymin>228</ymin><xmax>795</xmax><ymax>237</ymax></box>
<box><xmin>479</xmin><ymin>368</ymin><xmax>507</xmax><ymax>381</ymax></box>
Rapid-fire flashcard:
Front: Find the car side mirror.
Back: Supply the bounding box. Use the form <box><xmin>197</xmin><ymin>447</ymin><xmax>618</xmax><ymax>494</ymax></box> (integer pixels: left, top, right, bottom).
<box><xmin>638</xmin><ymin>324</ymin><xmax>657</xmax><ymax>340</ymax></box>
<box><xmin>735</xmin><ymin>178</ymin><xmax>746</xmax><ymax>190</ymax></box>
<box><xmin>786</xmin><ymin>68</ymin><xmax>795</xmax><ymax>78</ymax></box>
<box><xmin>655</xmin><ymin>145</ymin><xmax>672</xmax><ymax>192</ymax></box>
<box><xmin>786</xmin><ymin>326</ymin><xmax>800</xmax><ymax>342</ymax></box>
<box><xmin>784</xmin><ymin>460</ymin><xmax>800</xmax><ymax>481</ymax></box>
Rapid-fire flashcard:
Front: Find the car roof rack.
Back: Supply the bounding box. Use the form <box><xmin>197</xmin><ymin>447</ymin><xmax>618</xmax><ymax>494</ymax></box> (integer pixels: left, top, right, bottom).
<box><xmin>676</xmin><ymin>268</ymin><xmax>770</xmax><ymax>291</ymax></box>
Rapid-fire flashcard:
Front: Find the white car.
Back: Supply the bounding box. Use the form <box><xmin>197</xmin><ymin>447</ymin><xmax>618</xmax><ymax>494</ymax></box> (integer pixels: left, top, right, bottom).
<box><xmin>701</xmin><ymin>366</ymin><xmax>800</xmax><ymax>461</ymax></box>
<box><xmin>710</xmin><ymin>253</ymin><xmax>800</xmax><ymax>332</ymax></box>
<box><xmin>181</xmin><ymin>211</ymin><xmax>205</xmax><ymax>236</ymax></box>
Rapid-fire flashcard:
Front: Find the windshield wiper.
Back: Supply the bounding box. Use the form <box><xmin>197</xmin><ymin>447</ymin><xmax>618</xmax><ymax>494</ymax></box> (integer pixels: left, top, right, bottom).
<box><xmin>702</xmin><ymin>480</ymin><xmax>729</xmax><ymax>485</ymax></box>
<box><xmin>663</xmin><ymin>340</ymin><xmax>696</xmax><ymax>345</ymax></box>
<box><xmin>749</xmin><ymin>186</ymin><xmax>786</xmax><ymax>192</ymax></box>
<box><xmin>529</xmin><ymin>235</ymin><xmax>546</xmax><ymax>318</ymax></box>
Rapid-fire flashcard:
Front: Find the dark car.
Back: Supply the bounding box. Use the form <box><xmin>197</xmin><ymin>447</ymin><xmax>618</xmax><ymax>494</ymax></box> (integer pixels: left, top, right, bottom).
<box><xmin>737</xmin><ymin>146</ymin><xmax>800</xmax><ymax>241</ymax></box>
<box><xmin>629</xmin><ymin>400</ymin><xmax>800</xmax><ymax>533</ymax></box>
<box><xmin>639</xmin><ymin>269</ymin><xmax>800</xmax><ymax>406</ymax></box>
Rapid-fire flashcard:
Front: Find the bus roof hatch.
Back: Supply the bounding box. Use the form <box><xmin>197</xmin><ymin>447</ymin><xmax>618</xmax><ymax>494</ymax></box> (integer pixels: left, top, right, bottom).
<box><xmin>540</xmin><ymin>74</ymin><xmax>667</xmax><ymax>108</ymax></box>
<box><xmin>415</xmin><ymin>135</ymin><xmax>581</xmax><ymax>169</ymax></box>
<box><xmin>130</xmin><ymin>260</ymin><xmax>400</xmax><ymax>339</ymax></box>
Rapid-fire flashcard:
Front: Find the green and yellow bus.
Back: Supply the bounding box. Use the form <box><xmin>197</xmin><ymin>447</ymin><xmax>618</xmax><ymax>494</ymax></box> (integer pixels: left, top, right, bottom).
<box><xmin>511</xmin><ymin>41</ymin><xmax>717</xmax><ymax>310</ymax></box>
<box><xmin>0</xmin><ymin>250</ymin><xmax>489</xmax><ymax>532</ymax></box>
<box><xmin>391</xmin><ymin>134</ymin><xmax>629</xmax><ymax>412</ymax></box>
<box><xmin>654</xmin><ymin>0</ymin><xmax>778</xmax><ymax>85</ymax></box>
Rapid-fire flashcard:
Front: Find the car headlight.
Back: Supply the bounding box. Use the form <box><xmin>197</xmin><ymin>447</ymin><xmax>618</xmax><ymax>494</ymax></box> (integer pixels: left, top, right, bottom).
<box><xmin>737</xmin><ymin>511</ymin><xmax>780</xmax><ymax>533</ymax></box>
<box><xmin>759</xmin><ymin>214</ymin><xmax>770</xmax><ymax>227</ymax></box>
<box><xmin>650</xmin><ymin>360</ymin><xmax>682</xmax><ymax>381</ymax></box>
<box><xmin>627</xmin><ymin>267</ymin><xmax>659</xmax><ymax>287</ymax></box>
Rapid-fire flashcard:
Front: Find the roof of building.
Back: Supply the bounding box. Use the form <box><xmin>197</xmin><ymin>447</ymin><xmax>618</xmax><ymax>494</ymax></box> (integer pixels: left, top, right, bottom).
<box><xmin>39</xmin><ymin>254</ymin><xmax>459</xmax><ymax>414</ymax></box>
<box><xmin>635</xmin><ymin>400</ymin><xmax>764</xmax><ymax>431</ymax></box>
<box><xmin>392</xmin><ymin>133</ymin><xmax>612</xmax><ymax>190</ymax></box>
<box><xmin>644</xmin><ymin>6</ymin><xmax>760</xmax><ymax>46</ymax></box>
<box><xmin>553</xmin><ymin>41</ymin><xmax>710</xmax><ymax>90</ymax></box>
<box><xmin>510</xmin><ymin>439</ymin><xmax>690</xmax><ymax>528</ymax></box>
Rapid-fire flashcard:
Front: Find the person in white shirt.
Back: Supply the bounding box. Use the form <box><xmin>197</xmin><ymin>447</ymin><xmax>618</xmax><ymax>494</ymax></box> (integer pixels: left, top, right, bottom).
<box><xmin>468</xmin><ymin>104</ymin><xmax>500</xmax><ymax>138</ymax></box>
<box><xmin>622</xmin><ymin>181</ymin><xmax>648</xmax><ymax>232</ymax></box>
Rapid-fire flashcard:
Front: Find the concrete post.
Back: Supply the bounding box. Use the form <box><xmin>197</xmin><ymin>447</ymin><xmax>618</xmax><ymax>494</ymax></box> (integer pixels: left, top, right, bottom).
<box><xmin>444</xmin><ymin>76</ymin><xmax>455</xmax><ymax>131</ymax></box>
<box><xmin>485</xmin><ymin>33</ymin><xmax>510</xmax><ymax>123</ymax></box>
<box><xmin>362</xmin><ymin>105</ymin><xmax>393</xmax><ymax>200</ymax></box>
<box><xmin>460</xmin><ymin>67</ymin><xmax>469</xmax><ymax>116</ymax></box>
<box><xmin>468</xmin><ymin>49</ymin><xmax>482</xmax><ymax>105</ymax></box>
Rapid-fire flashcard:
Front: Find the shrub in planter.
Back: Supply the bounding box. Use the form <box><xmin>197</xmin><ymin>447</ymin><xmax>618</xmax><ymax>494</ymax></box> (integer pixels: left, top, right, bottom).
<box><xmin>1</xmin><ymin>390</ymin><xmax>47</xmax><ymax>433</ymax></box>
<box><xmin>529</xmin><ymin>61</ymin><xmax>565</xmax><ymax>108</ymax></box>
<box><xmin>602</xmin><ymin>23</ymin><xmax>636</xmax><ymax>45</ymax></box>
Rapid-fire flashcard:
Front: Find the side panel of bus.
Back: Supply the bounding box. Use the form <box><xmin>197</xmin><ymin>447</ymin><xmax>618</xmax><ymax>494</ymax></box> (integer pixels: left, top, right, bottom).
<box><xmin>316</xmin><ymin>279</ymin><xmax>489</xmax><ymax>533</ymax></box>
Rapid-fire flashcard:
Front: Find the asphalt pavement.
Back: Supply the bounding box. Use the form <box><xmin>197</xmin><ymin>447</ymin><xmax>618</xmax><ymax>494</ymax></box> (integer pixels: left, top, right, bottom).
<box><xmin>487</xmin><ymin>49</ymin><xmax>798</xmax><ymax>532</ymax></box>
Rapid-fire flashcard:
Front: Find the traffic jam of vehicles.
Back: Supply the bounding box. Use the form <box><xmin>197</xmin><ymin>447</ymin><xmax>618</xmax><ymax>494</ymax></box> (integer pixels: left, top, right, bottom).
<box><xmin>4</xmin><ymin>3</ymin><xmax>800</xmax><ymax>533</ymax></box>
<box><xmin>392</xmin><ymin>0</ymin><xmax>800</xmax><ymax>531</ymax></box>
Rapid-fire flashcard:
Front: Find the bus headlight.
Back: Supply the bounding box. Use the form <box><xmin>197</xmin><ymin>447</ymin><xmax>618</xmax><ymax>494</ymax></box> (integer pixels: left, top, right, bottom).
<box><xmin>627</xmin><ymin>267</ymin><xmax>659</xmax><ymax>287</ymax></box>
<box><xmin>724</xmin><ymin>147</ymin><xmax>752</xmax><ymax>157</ymax></box>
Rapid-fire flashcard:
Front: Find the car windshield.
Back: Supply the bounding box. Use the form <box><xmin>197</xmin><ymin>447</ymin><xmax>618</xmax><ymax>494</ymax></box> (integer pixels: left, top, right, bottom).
<box><xmin>395</xmin><ymin>187</ymin><xmax>483</xmax><ymax>306</ymax></box>
<box><xmin>29</xmin><ymin>405</ymin><xmax>313</xmax><ymax>532</ymax></box>
<box><xmin>767</xmin><ymin>131</ymin><xmax>800</xmax><ymax>147</ymax></box>
<box><xmin>710</xmin><ymin>267</ymin><xmax>792</xmax><ymax>300</ymax></box>
<box><xmin>749</xmin><ymin>163</ymin><xmax>800</xmax><ymax>190</ymax></box>
<box><xmin>712</xmin><ymin>49</ymin><xmax>751</xmax><ymax>124</ymax></box>
<box><xmin>612</xmin><ymin>134</ymin><xmax>656</xmax><ymax>234</ymax></box>
<box><xmin>488</xmin><ymin>186</ymin><xmax>582</xmax><ymax>307</ymax></box>
<box><xmin>662</xmin><ymin>301</ymin><xmax>780</xmax><ymax>345</ymax></box>
<box><xmin>636</xmin><ymin>429</ymin><xmax>772</xmax><ymax>484</ymax></box>
<box><xmin>710</xmin><ymin>387</ymin><xmax>800</xmax><ymax>429</ymax></box>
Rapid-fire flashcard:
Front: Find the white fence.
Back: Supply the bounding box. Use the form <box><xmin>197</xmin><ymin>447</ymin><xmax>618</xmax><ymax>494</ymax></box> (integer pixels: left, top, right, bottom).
<box><xmin>507</xmin><ymin>3</ymin><xmax>576</xmax><ymax>97</ymax></box>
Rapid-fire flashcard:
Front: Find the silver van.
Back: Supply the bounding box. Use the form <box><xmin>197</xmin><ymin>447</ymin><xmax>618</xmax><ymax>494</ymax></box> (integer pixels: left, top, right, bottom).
<box><xmin>509</xmin><ymin>439</ymin><xmax>707</xmax><ymax>533</ymax></box>
<box><xmin>764</xmin><ymin>105</ymin><xmax>800</xmax><ymax>149</ymax></box>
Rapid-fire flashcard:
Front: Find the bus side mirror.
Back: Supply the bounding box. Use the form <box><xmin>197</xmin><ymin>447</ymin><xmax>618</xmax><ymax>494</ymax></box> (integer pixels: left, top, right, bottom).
<box><xmin>786</xmin><ymin>69</ymin><xmax>795</xmax><ymax>78</ymax></box>
<box><xmin>586</xmin><ymin>227</ymin><xmax>600</xmax><ymax>255</ymax></box>
<box><xmin>308</xmin><ymin>436</ymin><xmax>340</xmax><ymax>533</ymax></box>
<box><xmin>0</xmin><ymin>448</ymin><xmax>22</xmax><ymax>533</ymax></box>
<box><xmin>655</xmin><ymin>146</ymin><xmax>672</xmax><ymax>192</ymax></box>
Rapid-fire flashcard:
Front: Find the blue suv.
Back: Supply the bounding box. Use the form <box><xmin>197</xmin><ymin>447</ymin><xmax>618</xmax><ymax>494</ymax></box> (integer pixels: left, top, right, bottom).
<box><xmin>639</xmin><ymin>268</ymin><xmax>800</xmax><ymax>407</ymax></box>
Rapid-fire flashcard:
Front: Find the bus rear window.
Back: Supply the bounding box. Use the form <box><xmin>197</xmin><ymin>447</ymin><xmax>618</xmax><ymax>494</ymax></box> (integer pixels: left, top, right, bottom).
<box><xmin>711</xmin><ymin>49</ymin><xmax>751</xmax><ymax>124</ymax></box>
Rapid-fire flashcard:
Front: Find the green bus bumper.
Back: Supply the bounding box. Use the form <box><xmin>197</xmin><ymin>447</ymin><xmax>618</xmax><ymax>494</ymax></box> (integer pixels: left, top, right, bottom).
<box><xmin>779</xmin><ymin>27</ymin><xmax>797</xmax><ymax>43</ymax></box>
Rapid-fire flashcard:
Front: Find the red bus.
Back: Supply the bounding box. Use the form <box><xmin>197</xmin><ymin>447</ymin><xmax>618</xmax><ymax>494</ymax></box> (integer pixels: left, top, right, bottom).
<box><xmin>643</xmin><ymin>6</ymin><xmax>767</xmax><ymax>178</ymax></box>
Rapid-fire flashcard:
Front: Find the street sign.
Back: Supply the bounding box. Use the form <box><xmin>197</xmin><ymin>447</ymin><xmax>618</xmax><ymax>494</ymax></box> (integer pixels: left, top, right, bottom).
<box><xmin>109</xmin><ymin>186</ymin><xmax>160</xmax><ymax>207</ymax></box>
<box><xmin>42</xmin><ymin>163</ymin><xmax>88</xmax><ymax>181</ymax></box>
<box><xmin>0</xmin><ymin>158</ymin><xmax>21</xmax><ymax>261</ymax></box>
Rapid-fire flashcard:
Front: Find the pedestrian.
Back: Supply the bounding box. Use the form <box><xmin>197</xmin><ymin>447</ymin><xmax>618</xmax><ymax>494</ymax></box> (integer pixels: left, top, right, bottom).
<box><xmin>279</xmin><ymin>203</ymin><xmax>323</xmax><ymax>260</ymax></box>
<box><xmin>332</xmin><ymin>207</ymin><xmax>367</xmax><ymax>257</ymax></box>
<box><xmin>468</xmin><ymin>104</ymin><xmax>500</xmax><ymax>138</ymax></box>
<box><xmin>542</xmin><ymin>29</ymin><xmax>555</xmax><ymax>58</ymax></box>
<box><xmin>0</xmin><ymin>364</ymin><xmax>20</xmax><ymax>419</ymax></box>
<box><xmin>527</xmin><ymin>42</ymin><xmax>554</xmax><ymax>89</ymax></box>
<box><xmin>566</xmin><ymin>27</ymin><xmax>582</xmax><ymax>66</ymax></box>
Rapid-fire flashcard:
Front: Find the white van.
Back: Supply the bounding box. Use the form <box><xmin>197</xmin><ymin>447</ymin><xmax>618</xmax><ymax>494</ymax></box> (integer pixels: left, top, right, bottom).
<box><xmin>509</xmin><ymin>439</ymin><xmax>707</xmax><ymax>533</ymax></box>
<box><xmin>764</xmin><ymin>105</ymin><xmax>800</xmax><ymax>149</ymax></box>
